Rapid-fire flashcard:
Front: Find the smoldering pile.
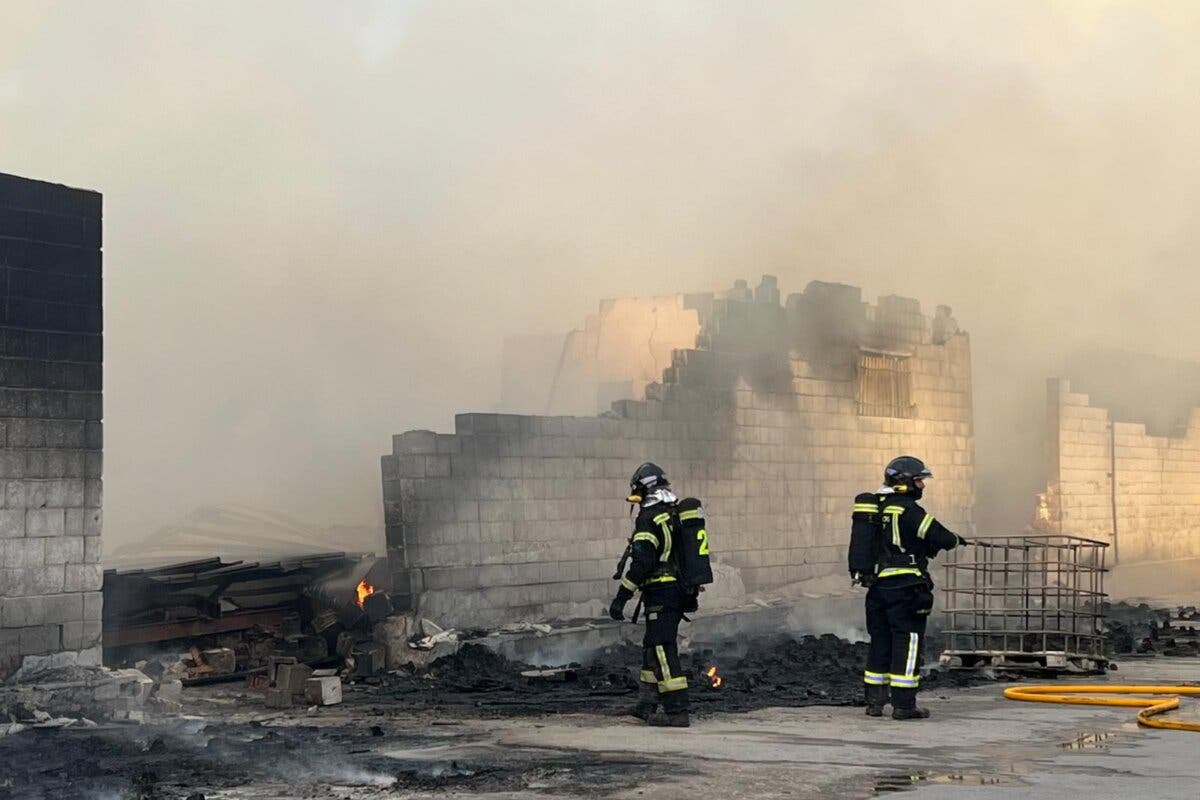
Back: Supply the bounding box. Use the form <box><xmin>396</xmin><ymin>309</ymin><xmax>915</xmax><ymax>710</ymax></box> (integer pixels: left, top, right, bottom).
<box><xmin>371</xmin><ymin>633</ymin><xmax>968</xmax><ymax>717</ymax></box>
<box><xmin>1103</xmin><ymin>602</ymin><xmax>1200</xmax><ymax>657</ymax></box>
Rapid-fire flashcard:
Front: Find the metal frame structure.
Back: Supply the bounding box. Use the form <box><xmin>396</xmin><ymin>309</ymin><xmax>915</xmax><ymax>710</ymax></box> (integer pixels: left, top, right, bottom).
<box><xmin>939</xmin><ymin>534</ymin><xmax>1108</xmax><ymax>673</ymax></box>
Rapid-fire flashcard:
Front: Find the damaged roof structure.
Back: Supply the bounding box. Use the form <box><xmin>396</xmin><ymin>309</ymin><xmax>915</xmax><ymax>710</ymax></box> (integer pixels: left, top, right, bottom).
<box><xmin>383</xmin><ymin>276</ymin><xmax>975</xmax><ymax>627</ymax></box>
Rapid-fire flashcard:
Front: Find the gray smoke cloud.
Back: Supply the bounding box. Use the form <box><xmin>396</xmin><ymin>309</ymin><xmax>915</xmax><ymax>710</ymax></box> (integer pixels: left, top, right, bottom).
<box><xmin>3</xmin><ymin>1</ymin><xmax>1199</xmax><ymax>553</ymax></box>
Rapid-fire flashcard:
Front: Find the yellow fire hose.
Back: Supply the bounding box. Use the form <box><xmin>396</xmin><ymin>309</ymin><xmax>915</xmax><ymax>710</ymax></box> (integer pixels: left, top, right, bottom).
<box><xmin>1004</xmin><ymin>685</ymin><xmax>1200</xmax><ymax>732</ymax></box>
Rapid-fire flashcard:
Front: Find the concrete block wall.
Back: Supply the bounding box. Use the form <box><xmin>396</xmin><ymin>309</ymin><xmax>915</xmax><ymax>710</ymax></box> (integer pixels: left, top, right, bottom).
<box><xmin>0</xmin><ymin>173</ymin><xmax>103</xmax><ymax>678</ymax></box>
<box><xmin>384</xmin><ymin>281</ymin><xmax>973</xmax><ymax>627</ymax></box>
<box><xmin>1039</xmin><ymin>378</ymin><xmax>1200</xmax><ymax>563</ymax></box>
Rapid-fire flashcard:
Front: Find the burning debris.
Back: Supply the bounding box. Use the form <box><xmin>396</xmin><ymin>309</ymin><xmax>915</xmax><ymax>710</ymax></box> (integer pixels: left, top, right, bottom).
<box><xmin>101</xmin><ymin>553</ymin><xmax>394</xmax><ymax>711</ymax></box>
<box><xmin>704</xmin><ymin>665</ymin><xmax>723</xmax><ymax>689</ymax></box>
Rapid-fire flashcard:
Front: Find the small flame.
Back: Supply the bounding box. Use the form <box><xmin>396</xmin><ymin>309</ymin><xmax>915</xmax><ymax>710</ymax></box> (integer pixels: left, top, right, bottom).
<box><xmin>356</xmin><ymin>579</ymin><xmax>375</xmax><ymax>609</ymax></box>
<box><xmin>705</xmin><ymin>665</ymin><xmax>723</xmax><ymax>688</ymax></box>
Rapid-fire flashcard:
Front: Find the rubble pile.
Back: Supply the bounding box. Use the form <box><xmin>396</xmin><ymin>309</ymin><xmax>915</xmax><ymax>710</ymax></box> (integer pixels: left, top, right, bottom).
<box><xmin>1104</xmin><ymin>602</ymin><xmax>1200</xmax><ymax>657</ymax></box>
<box><xmin>102</xmin><ymin>553</ymin><xmax>396</xmax><ymax>711</ymax></box>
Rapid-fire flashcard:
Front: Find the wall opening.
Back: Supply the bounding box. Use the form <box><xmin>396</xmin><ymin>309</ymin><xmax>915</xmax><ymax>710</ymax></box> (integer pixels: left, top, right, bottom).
<box><xmin>856</xmin><ymin>351</ymin><xmax>914</xmax><ymax>418</ymax></box>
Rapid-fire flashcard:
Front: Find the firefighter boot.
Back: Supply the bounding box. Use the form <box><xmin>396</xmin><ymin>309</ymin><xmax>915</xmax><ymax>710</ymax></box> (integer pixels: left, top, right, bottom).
<box><xmin>892</xmin><ymin>706</ymin><xmax>931</xmax><ymax>720</ymax></box>
<box><xmin>890</xmin><ymin>686</ymin><xmax>930</xmax><ymax>720</ymax></box>
<box><xmin>649</xmin><ymin>689</ymin><xmax>690</xmax><ymax>728</ymax></box>
<box><xmin>629</xmin><ymin>682</ymin><xmax>659</xmax><ymax>722</ymax></box>
<box><xmin>864</xmin><ymin>683</ymin><xmax>888</xmax><ymax>717</ymax></box>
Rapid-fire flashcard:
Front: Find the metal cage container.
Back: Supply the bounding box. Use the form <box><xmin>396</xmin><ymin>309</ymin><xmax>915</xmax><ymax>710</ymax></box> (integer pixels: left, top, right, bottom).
<box><xmin>939</xmin><ymin>534</ymin><xmax>1109</xmax><ymax>673</ymax></box>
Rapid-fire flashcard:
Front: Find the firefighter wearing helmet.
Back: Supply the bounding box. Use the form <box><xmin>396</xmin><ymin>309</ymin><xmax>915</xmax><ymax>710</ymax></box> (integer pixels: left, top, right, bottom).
<box><xmin>847</xmin><ymin>456</ymin><xmax>968</xmax><ymax>720</ymax></box>
<box><xmin>610</xmin><ymin>462</ymin><xmax>713</xmax><ymax>728</ymax></box>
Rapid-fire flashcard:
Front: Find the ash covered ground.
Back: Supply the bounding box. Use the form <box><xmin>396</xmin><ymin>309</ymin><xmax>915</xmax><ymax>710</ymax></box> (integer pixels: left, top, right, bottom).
<box><xmin>376</xmin><ymin>633</ymin><xmax>973</xmax><ymax>716</ymax></box>
<box><xmin>0</xmin><ymin>631</ymin><xmax>974</xmax><ymax>799</ymax></box>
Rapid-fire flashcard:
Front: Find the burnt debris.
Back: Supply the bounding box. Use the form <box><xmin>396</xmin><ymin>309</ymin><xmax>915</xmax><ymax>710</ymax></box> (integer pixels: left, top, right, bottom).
<box><xmin>369</xmin><ymin>633</ymin><xmax>969</xmax><ymax>717</ymax></box>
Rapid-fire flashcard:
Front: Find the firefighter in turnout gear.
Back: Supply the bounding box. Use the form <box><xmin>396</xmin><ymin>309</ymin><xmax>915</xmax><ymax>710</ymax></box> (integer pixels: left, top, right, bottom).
<box><xmin>848</xmin><ymin>456</ymin><xmax>968</xmax><ymax>720</ymax></box>
<box><xmin>610</xmin><ymin>462</ymin><xmax>707</xmax><ymax>728</ymax></box>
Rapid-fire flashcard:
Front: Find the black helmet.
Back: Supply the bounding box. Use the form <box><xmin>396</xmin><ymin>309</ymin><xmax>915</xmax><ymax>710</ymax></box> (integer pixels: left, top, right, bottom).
<box><xmin>884</xmin><ymin>456</ymin><xmax>932</xmax><ymax>498</ymax></box>
<box><xmin>628</xmin><ymin>462</ymin><xmax>669</xmax><ymax>503</ymax></box>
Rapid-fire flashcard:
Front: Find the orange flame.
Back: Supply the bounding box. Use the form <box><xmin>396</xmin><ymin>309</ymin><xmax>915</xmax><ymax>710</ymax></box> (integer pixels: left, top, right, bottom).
<box><xmin>356</xmin><ymin>579</ymin><xmax>375</xmax><ymax>609</ymax></box>
<box><xmin>705</xmin><ymin>665</ymin><xmax>723</xmax><ymax>688</ymax></box>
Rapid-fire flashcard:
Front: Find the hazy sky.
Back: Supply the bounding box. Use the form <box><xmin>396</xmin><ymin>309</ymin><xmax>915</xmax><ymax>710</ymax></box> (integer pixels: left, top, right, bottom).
<box><xmin>3</xmin><ymin>1</ymin><xmax>1200</xmax><ymax>549</ymax></box>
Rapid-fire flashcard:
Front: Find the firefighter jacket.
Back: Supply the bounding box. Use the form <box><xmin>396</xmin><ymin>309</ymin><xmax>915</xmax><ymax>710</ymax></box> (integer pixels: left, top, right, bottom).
<box><xmin>619</xmin><ymin>490</ymin><xmax>681</xmax><ymax>593</ymax></box>
<box><xmin>847</xmin><ymin>487</ymin><xmax>964</xmax><ymax>585</ymax></box>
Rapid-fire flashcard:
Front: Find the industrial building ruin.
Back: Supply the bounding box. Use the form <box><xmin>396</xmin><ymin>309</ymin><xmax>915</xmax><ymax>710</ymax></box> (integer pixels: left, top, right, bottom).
<box><xmin>383</xmin><ymin>277</ymin><xmax>975</xmax><ymax>626</ymax></box>
<box><xmin>1031</xmin><ymin>348</ymin><xmax>1200</xmax><ymax>571</ymax></box>
<box><xmin>0</xmin><ymin>172</ymin><xmax>104</xmax><ymax>679</ymax></box>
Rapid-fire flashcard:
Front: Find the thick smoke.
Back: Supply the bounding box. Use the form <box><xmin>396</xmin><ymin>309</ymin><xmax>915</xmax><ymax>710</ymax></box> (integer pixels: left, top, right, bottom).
<box><xmin>3</xmin><ymin>2</ymin><xmax>1199</xmax><ymax>553</ymax></box>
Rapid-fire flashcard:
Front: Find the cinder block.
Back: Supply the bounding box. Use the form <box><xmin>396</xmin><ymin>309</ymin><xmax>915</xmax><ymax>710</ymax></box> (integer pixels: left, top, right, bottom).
<box><xmin>393</xmin><ymin>430</ymin><xmax>438</xmax><ymax>455</ymax></box>
<box><xmin>4</xmin><ymin>481</ymin><xmax>25</xmax><ymax>509</ymax></box>
<box><xmin>83</xmin><ymin>508</ymin><xmax>101</xmax><ymax>536</ymax></box>
<box><xmin>304</xmin><ymin>676</ymin><xmax>342</xmax><ymax>706</ymax></box>
<box><xmin>26</xmin><ymin>508</ymin><xmax>65</xmax><ymax>537</ymax></box>
<box><xmin>82</xmin><ymin>591</ymin><xmax>103</xmax><ymax>621</ymax></box>
<box><xmin>31</xmin><ymin>566</ymin><xmax>66</xmax><ymax>594</ymax></box>
<box><xmin>61</xmin><ymin>620</ymin><xmax>85</xmax><ymax>650</ymax></box>
<box><xmin>44</xmin><ymin>536</ymin><xmax>85</xmax><ymax>565</ymax></box>
<box><xmin>275</xmin><ymin>662</ymin><xmax>314</xmax><ymax>694</ymax></box>
<box><xmin>1</xmin><ymin>537</ymin><xmax>45</xmax><ymax>568</ymax></box>
<box><xmin>64</xmin><ymin>508</ymin><xmax>85</xmax><ymax>536</ymax></box>
<box><xmin>0</xmin><ymin>509</ymin><xmax>25</xmax><ymax>538</ymax></box>
<box><xmin>85</xmin><ymin>421</ymin><xmax>103</xmax><ymax>449</ymax></box>
<box><xmin>42</xmin><ymin>593</ymin><xmax>83</xmax><ymax>623</ymax></box>
<box><xmin>0</xmin><ymin>452</ymin><xmax>23</xmax><ymax>478</ymax></box>
<box><xmin>264</xmin><ymin>687</ymin><xmax>293</xmax><ymax>709</ymax></box>
<box><xmin>64</xmin><ymin>564</ymin><xmax>102</xmax><ymax>592</ymax></box>
<box><xmin>18</xmin><ymin>624</ymin><xmax>60</xmax><ymax>656</ymax></box>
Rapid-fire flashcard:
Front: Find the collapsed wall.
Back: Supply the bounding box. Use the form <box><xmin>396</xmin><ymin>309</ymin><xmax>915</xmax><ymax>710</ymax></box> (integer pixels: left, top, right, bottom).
<box><xmin>1036</xmin><ymin>378</ymin><xmax>1200</xmax><ymax>563</ymax></box>
<box><xmin>383</xmin><ymin>278</ymin><xmax>974</xmax><ymax>627</ymax></box>
<box><xmin>0</xmin><ymin>173</ymin><xmax>104</xmax><ymax>677</ymax></box>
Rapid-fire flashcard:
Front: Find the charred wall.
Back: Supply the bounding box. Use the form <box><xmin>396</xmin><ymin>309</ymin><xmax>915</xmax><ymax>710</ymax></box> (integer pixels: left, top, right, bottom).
<box><xmin>0</xmin><ymin>173</ymin><xmax>103</xmax><ymax>677</ymax></box>
<box><xmin>383</xmin><ymin>280</ymin><xmax>974</xmax><ymax>627</ymax></box>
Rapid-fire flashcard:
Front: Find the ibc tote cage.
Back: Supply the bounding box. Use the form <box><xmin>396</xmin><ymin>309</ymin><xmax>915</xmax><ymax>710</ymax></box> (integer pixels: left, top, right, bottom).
<box><xmin>939</xmin><ymin>534</ymin><xmax>1109</xmax><ymax>674</ymax></box>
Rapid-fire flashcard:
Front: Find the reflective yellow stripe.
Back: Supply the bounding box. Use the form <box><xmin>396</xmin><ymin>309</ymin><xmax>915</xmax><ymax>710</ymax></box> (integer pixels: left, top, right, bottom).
<box><xmin>678</xmin><ymin>509</ymin><xmax>702</xmax><ymax>521</ymax></box>
<box><xmin>655</xmin><ymin>646</ymin><xmax>688</xmax><ymax>693</ymax></box>
<box><xmin>659</xmin><ymin>519</ymin><xmax>673</xmax><ymax>564</ymax></box>
<box><xmin>643</xmin><ymin>574</ymin><xmax>677</xmax><ymax>585</ymax></box>
<box><xmin>864</xmin><ymin>671</ymin><xmax>890</xmax><ymax>686</ymax></box>
<box><xmin>632</xmin><ymin>531</ymin><xmax>660</xmax><ymax>548</ymax></box>
<box><xmin>853</xmin><ymin>503</ymin><xmax>879</xmax><ymax>513</ymax></box>
<box><xmin>917</xmin><ymin>514</ymin><xmax>934</xmax><ymax>539</ymax></box>
<box><xmin>620</xmin><ymin>576</ymin><xmax>638</xmax><ymax>592</ymax></box>
<box><xmin>889</xmin><ymin>675</ymin><xmax>920</xmax><ymax>688</ymax></box>
<box><xmin>656</xmin><ymin>646</ymin><xmax>671</xmax><ymax>679</ymax></box>
<box><xmin>652</xmin><ymin>512</ymin><xmax>671</xmax><ymax>525</ymax></box>
<box><xmin>882</xmin><ymin>505</ymin><xmax>906</xmax><ymax>514</ymax></box>
<box><xmin>659</xmin><ymin>676</ymin><xmax>688</xmax><ymax>692</ymax></box>
<box><xmin>892</xmin><ymin>512</ymin><xmax>901</xmax><ymax>548</ymax></box>
<box><xmin>640</xmin><ymin>669</ymin><xmax>657</xmax><ymax>684</ymax></box>
<box><xmin>877</xmin><ymin>567</ymin><xmax>923</xmax><ymax>579</ymax></box>
<box><xmin>904</xmin><ymin>632</ymin><xmax>919</xmax><ymax>678</ymax></box>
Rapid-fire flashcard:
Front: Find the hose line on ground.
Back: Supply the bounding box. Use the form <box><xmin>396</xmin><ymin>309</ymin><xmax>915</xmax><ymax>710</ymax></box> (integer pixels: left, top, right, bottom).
<box><xmin>1003</xmin><ymin>684</ymin><xmax>1200</xmax><ymax>732</ymax></box>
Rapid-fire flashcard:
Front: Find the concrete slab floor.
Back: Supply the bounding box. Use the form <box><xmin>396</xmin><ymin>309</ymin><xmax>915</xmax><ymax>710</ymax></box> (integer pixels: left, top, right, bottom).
<box><xmin>382</xmin><ymin>657</ymin><xmax>1200</xmax><ymax>800</ymax></box>
<box><xmin>5</xmin><ymin>657</ymin><xmax>1197</xmax><ymax>798</ymax></box>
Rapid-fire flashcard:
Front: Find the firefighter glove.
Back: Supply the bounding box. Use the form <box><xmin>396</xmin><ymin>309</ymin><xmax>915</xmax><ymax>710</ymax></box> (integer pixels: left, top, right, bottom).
<box><xmin>609</xmin><ymin>586</ymin><xmax>634</xmax><ymax>621</ymax></box>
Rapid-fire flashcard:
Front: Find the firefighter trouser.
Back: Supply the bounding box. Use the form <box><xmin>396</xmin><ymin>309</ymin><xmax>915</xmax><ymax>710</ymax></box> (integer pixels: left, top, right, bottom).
<box><xmin>864</xmin><ymin>579</ymin><xmax>934</xmax><ymax>709</ymax></box>
<box><xmin>640</xmin><ymin>585</ymin><xmax>689</xmax><ymax>711</ymax></box>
